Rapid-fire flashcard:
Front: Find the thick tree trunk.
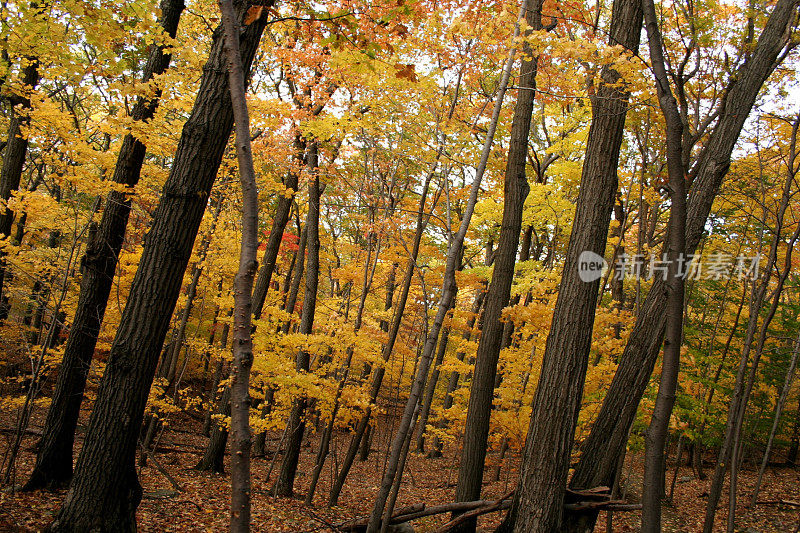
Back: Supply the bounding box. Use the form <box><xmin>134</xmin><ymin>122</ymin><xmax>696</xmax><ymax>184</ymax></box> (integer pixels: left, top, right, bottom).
<box><xmin>23</xmin><ymin>0</ymin><xmax>185</xmax><ymax>492</ymax></box>
<box><xmin>566</xmin><ymin>3</ymin><xmax>798</xmax><ymax>530</ymax></box>
<box><xmin>641</xmin><ymin>0</ymin><xmax>688</xmax><ymax>527</ymax></box>
<box><xmin>273</xmin><ymin>142</ymin><xmax>321</xmax><ymax>498</ymax></box>
<box><xmin>453</xmin><ymin>1</ymin><xmax>539</xmax><ymax>526</ymax></box>
<box><xmin>506</xmin><ymin>0</ymin><xmax>641</xmax><ymax>530</ymax></box>
<box><xmin>142</xmin><ymin>197</ymin><xmax>222</xmax><ymax>452</ymax></box>
<box><xmin>47</xmin><ymin>4</ymin><xmax>269</xmax><ymax>530</ymax></box>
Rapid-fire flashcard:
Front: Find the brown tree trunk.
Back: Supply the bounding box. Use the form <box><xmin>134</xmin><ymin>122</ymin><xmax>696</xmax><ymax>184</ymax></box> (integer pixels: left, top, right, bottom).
<box><xmin>203</xmin><ymin>318</ymin><xmax>230</xmax><ymax>437</ymax></box>
<box><xmin>23</xmin><ymin>0</ymin><xmax>185</xmax><ymax>492</ymax></box>
<box><xmin>641</xmin><ymin>0</ymin><xmax>688</xmax><ymax>527</ymax></box>
<box><xmin>430</xmin><ymin>243</ymin><xmax>492</xmax><ymax>458</ymax></box>
<box><xmin>220</xmin><ymin>0</ymin><xmax>261</xmax><ymax>528</ymax></box>
<box><xmin>196</xmin><ymin>368</ymin><xmax>231</xmax><ymax>473</ymax></box>
<box><xmin>142</xmin><ymin>195</ymin><xmax>222</xmax><ymax>452</ymax></box>
<box><xmin>47</xmin><ymin>3</ymin><xmax>269</xmax><ymax>530</ymax></box>
<box><xmin>273</xmin><ymin>142</ymin><xmax>321</xmax><ymax>497</ymax></box>
<box><xmin>453</xmin><ymin>0</ymin><xmax>539</xmax><ymax>526</ymax></box>
<box><xmin>0</xmin><ymin>57</ymin><xmax>39</xmax><ymax>304</ymax></box>
<box><xmin>566</xmin><ymin>4</ymin><xmax>798</xmax><ymax>530</ymax></box>
<box><xmin>506</xmin><ymin>0</ymin><xmax>642</xmax><ymax>530</ymax></box>
<box><xmin>281</xmin><ymin>223</ymin><xmax>307</xmax><ymax>334</ymax></box>
<box><xmin>415</xmin><ymin>321</ymin><xmax>452</xmax><ymax>453</ymax></box>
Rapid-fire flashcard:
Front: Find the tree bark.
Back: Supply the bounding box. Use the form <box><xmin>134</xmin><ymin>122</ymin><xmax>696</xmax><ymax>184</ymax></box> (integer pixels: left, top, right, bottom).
<box><xmin>219</xmin><ymin>0</ymin><xmax>261</xmax><ymax>528</ymax></box>
<box><xmin>0</xmin><ymin>57</ymin><xmax>39</xmax><ymax>304</ymax></box>
<box><xmin>505</xmin><ymin>0</ymin><xmax>641</xmax><ymax>530</ymax></box>
<box><xmin>47</xmin><ymin>3</ymin><xmax>269</xmax><ymax>530</ymax></box>
<box><xmin>566</xmin><ymin>3</ymin><xmax>798</xmax><ymax>530</ymax></box>
<box><xmin>453</xmin><ymin>0</ymin><xmax>539</xmax><ymax>526</ymax></box>
<box><xmin>142</xmin><ymin>195</ymin><xmax>222</xmax><ymax>452</ymax></box>
<box><xmin>24</xmin><ymin>0</ymin><xmax>185</xmax><ymax>492</ymax></box>
<box><xmin>641</xmin><ymin>0</ymin><xmax>688</xmax><ymax>527</ymax></box>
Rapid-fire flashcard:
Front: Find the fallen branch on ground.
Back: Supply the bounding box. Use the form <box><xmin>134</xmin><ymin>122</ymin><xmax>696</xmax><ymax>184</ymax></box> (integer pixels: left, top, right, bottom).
<box><xmin>339</xmin><ymin>486</ymin><xmax>637</xmax><ymax>531</ymax></box>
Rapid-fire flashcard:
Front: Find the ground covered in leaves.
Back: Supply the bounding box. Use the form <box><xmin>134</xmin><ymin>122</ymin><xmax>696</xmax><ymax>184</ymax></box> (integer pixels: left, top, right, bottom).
<box><xmin>1</xmin><ymin>407</ymin><xmax>799</xmax><ymax>532</ymax></box>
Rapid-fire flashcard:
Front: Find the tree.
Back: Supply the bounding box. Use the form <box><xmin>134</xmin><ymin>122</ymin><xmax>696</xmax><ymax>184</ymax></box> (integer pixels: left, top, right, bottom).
<box><xmin>503</xmin><ymin>0</ymin><xmax>642</xmax><ymax>530</ymax></box>
<box><xmin>640</xmin><ymin>0</ymin><xmax>688</xmax><ymax>527</ymax></box>
<box><xmin>453</xmin><ymin>0</ymin><xmax>539</xmax><ymax>527</ymax></box>
<box><xmin>22</xmin><ymin>0</ymin><xmax>185</xmax><ymax>491</ymax></box>
<box><xmin>0</xmin><ymin>54</ymin><xmax>39</xmax><ymax>311</ymax></box>
<box><xmin>272</xmin><ymin>141</ymin><xmax>322</xmax><ymax>497</ymax></box>
<box><xmin>219</xmin><ymin>0</ymin><xmax>260</xmax><ymax>528</ymax></box>
<box><xmin>567</xmin><ymin>2</ymin><xmax>800</xmax><ymax>530</ymax></box>
<box><xmin>364</xmin><ymin>2</ymin><xmax>529</xmax><ymax>528</ymax></box>
<box><xmin>47</xmin><ymin>2</ymin><xmax>271</xmax><ymax>530</ymax></box>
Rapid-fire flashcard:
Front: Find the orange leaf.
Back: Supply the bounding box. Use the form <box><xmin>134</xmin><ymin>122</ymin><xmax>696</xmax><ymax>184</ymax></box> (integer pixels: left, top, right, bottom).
<box><xmin>394</xmin><ymin>63</ymin><xmax>418</xmax><ymax>83</ymax></box>
<box><xmin>244</xmin><ymin>6</ymin><xmax>264</xmax><ymax>25</ymax></box>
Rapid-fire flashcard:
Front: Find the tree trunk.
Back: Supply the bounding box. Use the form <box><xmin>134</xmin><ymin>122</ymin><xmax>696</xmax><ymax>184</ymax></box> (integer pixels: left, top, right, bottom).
<box><xmin>273</xmin><ymin>142</ymin><xmax>321</xmax><ymax>498</ymax></box>
<box><xmin>281</xmin><ymin>223</ymin><xmax>307</xmax><ymax>334</ymax></box>
<box><xmin>703</xmin><ymin>112</ymin><xmax>800</xmax><ymax>533</ymax></box>
<box><xmin>47</xmin><ymin>4</ymin><xmax>269</xmax><ymax>530</ymax></box>
<box><xmin>220</xmin><ymin>1</ymin><xmax>261</xmax><ymax>528</ymax></box>
<box><xmin>196</xmin><ymin>375</ymin><xmax>231</xmax><ymax>473</ymax></box>
<box><xmin>566</xmin><ymin>4</ymin><xmax>798</xmax><ymax>530</ymax></box>
<box><xmin>641</xmin><ymin>0</ymin><xmax>688</xmax><ymax>527</ymax></box>
<box><xmin>203</xmin><ymin>319</ymin><xmax>230</xmax><ymax>437</ymax></box>
<box><xmin>415</xmin><ymin>322</ymin><xmax>452</xmax><ymax>453</ymax></box>
<box><xmin>716</xmin><ymin>223</ymin><xmax>799</xmax><ymax>533</ymax></box>
<box><xmin>787</xmin><ymin>396</ymin><xmax>799</xmax><ymax>465</ymax></box>
<box><xmin>142</xmin><ymin>196</ymin><xmax>222</xmax><ymax>452</ymax></box>
<box><xmin>430</xmin><ymin>243</ymin><xmax>492</xmax><ymax>458</ymax></box>
<box><xmin>0</xmin><ymin>57</ymin><xmax>39</xmax><ymax>303</ymax></box>
<box><xmin>506</xmin><ymin>0</ymin><xmax>641</xmax><ymax>530</ymax></box>
<box><xmin>23</xmin><ymin>0</ymin><xmax>185</xmax><ymax>492</ymax></box>
<box><xmin>453</xmin><ymin>0</ymin><xmax>539</xmax><ymax>526</ymax></box>
<box><xmin>306</xmin><ymin>225</ymin><xmax>380</xmax><ymax>504</ymax></box>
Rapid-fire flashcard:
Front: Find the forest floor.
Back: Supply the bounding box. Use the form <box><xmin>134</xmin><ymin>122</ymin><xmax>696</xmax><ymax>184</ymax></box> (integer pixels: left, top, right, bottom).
<box><xmin>1</xmin><ymin>405</ymin><xmax>799</xmax><ymax>532</ymax></box>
